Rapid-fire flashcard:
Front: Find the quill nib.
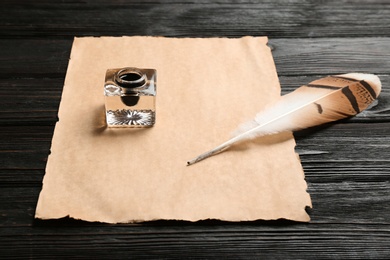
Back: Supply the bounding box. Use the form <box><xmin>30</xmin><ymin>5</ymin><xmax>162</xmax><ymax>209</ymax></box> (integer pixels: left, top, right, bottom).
<box><xmin>187</xmin><ymin>148</ymin><xmax>222</xmax><ymax>166</ymax></box>
<box><xmin>187</xmin><ymin>143</ymin><xmax>231</xmax><ymax>166</ymax></box>
<box><xmin>187</xmin><ymin>73</ymin><xmax>381</xmax><ymax>166</ymax></box>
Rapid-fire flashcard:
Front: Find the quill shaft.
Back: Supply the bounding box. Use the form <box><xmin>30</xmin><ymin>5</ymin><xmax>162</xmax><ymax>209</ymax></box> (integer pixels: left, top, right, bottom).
<box><xmin>187</xmin><ymin>121</ymin><xmax>270</xmax><ymax>165</ymax></box>
<box><xmin>187</xmin><ymin>134</ymin><xmax>251</xmax><ymax>165</ymax></box>
<box><xmin>186</xmin><ymin>142</ymin><xmax>230</xmax><ymax>165</ymax></box>
<box><xmin>187</xmin><ymin>96</ymin><xmax>316</xmax><ymax>165</ymax></box>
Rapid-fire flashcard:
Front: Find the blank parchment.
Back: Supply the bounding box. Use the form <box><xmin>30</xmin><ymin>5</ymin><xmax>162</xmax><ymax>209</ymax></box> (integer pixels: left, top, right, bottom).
<box><xmin>35</xmin><ymin>36</ymin><xmax>311</xmax><ymax>223</ymax></box>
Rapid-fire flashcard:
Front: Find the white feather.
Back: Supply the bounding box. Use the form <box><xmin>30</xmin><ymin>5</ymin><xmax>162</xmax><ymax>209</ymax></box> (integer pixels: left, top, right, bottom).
<box><xmin>187</xmin><ymin>73</ymin><xmax>381</xmax><ymax>165</ymax></box>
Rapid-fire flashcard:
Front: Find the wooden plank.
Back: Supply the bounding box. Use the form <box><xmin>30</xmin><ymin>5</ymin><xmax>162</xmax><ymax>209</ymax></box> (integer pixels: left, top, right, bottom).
<box><xmin>1</xmin><ymin>37</ymin><xmax>390</xmax><ymax>77</ymax></box>
<box><xmin>271</xmin><ymin>38</ymin><xmax>390</xmax><ymax>76</ymax></box>
<box><xmin>0</xmin><ymin>225</ymin><xmax>388</xmax><ymax>259</ymax></box>
<box><xmin>0</xmin><ymin>77</ymin><xmax>388</xmax><ymax>125</ymax></box>
<box><xmin>0</xmin><ymin>183</ymin><xmax>389</xmax><ymax>258</ymax></box>
<box><xmin>0</xmin><ymin>78</ymin><xmax>62</xmax><ymax>125</ymax></box>
<box><xmin>0</xmin><ymin>38</ymin><xmax>389</xmax><ymax>125</ymax></box>
<box><xmin>0</xmin><ymin>40</ymin><xmax>71</xmax><ymax>78</ymax></box>
<box><xmin>1</xmin><ymin>123</ymin><xmax>388</xmax><ymax>178</ymax></box>
<box><xmin>1</xmin><ymin>38</ymin><xmax>389</xmax><ymax>78</ymax></box>
<box><xmin>0</xmin><ymin>1</ymin><xmax>389</xmax><ymax>258</ymax></box>
<box><xmin>0</xmin><ymin>126</ymin><xmax>53</xmax><ymax>170</ymax></box>
<box><xmin>0</xmin><ymin>184</ymin><xmax>389</xmax><ymax>257</ymax></box>
<box><xmin>0</xmin><ymin>0</ymin><xmax>389</xmax><ymax>38</ymax></box>
<box><xmin>1</xmin><ymin>176</ymin><xmax>389</xmax><ymax>226</ymax></box>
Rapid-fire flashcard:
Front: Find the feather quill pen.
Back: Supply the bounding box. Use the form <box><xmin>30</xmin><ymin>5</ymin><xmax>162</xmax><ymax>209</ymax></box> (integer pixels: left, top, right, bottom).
<box><xmin>187</xmin><ymin>73</ymin><xmax>382</xmax><ymax>166</ymax></box>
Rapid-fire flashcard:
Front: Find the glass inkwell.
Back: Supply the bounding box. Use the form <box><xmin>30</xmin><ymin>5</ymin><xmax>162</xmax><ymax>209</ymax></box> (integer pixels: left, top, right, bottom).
<box><xmin>104</xmin><ymin>67</ymin><xmax>156</xmax><ymax>127</ymax></box>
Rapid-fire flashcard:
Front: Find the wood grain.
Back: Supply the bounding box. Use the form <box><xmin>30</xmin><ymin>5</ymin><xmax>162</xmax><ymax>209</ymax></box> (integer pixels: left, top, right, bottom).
<box><xmin>1</xmin><ymin>38</ymin><xmax>390</xmax><ymax>78</ymax></box>
<box><xmin>0</xmin><ymin>38</ymin><xmax>389</xmax><ymax>124</ymax></box>
<box><xmin>0</xmin><ymin>0</ymin><xmax>389</xmax><ymax>259</ymax></box>
<box><xmin>0</xmin><ymin>0</ymin><xmax>389</xmax><ymax>38</ymax></box>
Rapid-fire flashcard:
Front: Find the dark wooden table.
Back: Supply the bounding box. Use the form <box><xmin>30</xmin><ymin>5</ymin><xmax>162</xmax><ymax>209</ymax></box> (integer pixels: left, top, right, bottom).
<box><xmin>1</xmin><ymin>1</ymin><xmax>389</xmax><ymax>259</ymax></box>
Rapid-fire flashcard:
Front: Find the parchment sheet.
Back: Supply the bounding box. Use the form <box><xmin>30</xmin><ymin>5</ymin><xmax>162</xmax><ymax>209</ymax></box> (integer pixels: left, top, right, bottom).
<box><xmin>35</xmin><ymin>36</ymin><xmax>312</xmax><ymax>223</ymax></box>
